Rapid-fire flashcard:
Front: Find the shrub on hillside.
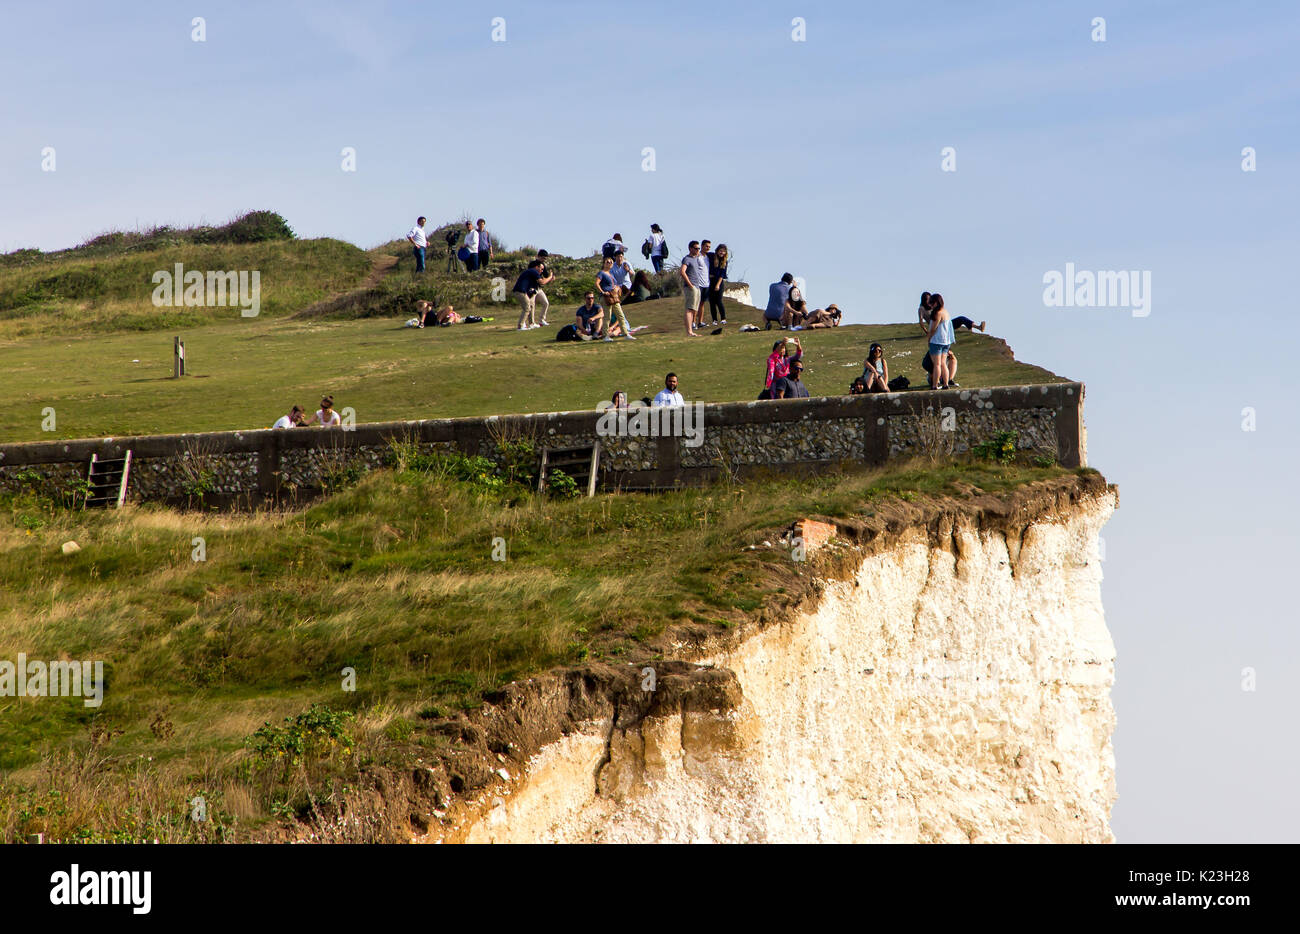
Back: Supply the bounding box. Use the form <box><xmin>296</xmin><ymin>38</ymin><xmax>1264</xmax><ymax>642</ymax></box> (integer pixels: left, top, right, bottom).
<box><xmin>197</xmin><ymin>211</ymin><xmax>296</xmax><ymax>244</ymax></box>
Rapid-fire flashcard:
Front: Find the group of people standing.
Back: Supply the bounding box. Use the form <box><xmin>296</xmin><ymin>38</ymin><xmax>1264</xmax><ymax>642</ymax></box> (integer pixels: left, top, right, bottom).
<box><xmin>405</xmin><ymin>217</ymin><xmax>494</xmax><ymax>274</ymax></box>
<box><xmin>675</xmin><ymin>236</ymin><xmax>731</xmax><ymax>336</ymax></box>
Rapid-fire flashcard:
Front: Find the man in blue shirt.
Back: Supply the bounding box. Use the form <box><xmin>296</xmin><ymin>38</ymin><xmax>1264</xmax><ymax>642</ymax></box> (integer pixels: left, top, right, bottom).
<box><xmin>771</xmin><ymin>359</ymin><xmax>810</xmax><ymax>398</ymax></box>
<box><xmin>575</xmin><ymin>291</ymin><xmax>605</xmax><ymax>339</ymax></box>
<box><xmin>766</xmin><ymin>273</ymin><xmax>794</xmax><ymax>330</ymax></box>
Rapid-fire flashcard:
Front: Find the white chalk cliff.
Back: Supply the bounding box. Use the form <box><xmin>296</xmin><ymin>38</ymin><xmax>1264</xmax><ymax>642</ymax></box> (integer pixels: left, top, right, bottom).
<box><xmin>448</xmin><ymin>490</ymin><xmax>1117</xmax><ymax>843</ymax></box>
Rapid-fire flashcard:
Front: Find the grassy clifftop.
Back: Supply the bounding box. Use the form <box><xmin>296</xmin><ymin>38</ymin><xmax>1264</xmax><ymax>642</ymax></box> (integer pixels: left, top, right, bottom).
<box><xmin>0</xmin><ymin>454</ymin><xmax>1094</xmax><ymax>842</ymax></box>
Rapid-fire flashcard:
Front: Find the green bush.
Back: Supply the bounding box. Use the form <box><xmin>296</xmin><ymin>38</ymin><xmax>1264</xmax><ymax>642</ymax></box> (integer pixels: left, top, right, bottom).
<box><xmin>972</xmin><ymin>430</ymin><xmax>1018</xmax><ymax>465</ymax></box>
<box><xmin>546</xmin><ymin>468</ymin><xmax>580</xmax><ymax>500</ymax></box>
<box><xmin>247</xmin><ymin>704</ymin><xmax>355</xmax><ymax>777</ymax></box>
<box><xmin>196</xmin><ymin>211</ymin><xmax>296</xmax><ymax>245</ymax></box>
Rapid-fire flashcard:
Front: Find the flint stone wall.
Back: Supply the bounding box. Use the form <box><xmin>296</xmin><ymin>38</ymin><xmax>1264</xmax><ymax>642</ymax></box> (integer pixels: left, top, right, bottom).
<box><xmin>0</xmin><ymin>382</ymin><xmax>1085</xmax><ymax>505</ymax></box>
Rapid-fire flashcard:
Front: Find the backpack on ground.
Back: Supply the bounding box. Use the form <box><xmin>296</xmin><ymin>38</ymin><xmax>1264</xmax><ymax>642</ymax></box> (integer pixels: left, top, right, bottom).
<box><xmin>888</xmin><ymin>376</ymin><xmax>910</xmax><ymax>391</ymax></box>
<box><xmin>555</xmin><ymin>324</ymin><xmax>581</xmax><ymax>342</ymax></box>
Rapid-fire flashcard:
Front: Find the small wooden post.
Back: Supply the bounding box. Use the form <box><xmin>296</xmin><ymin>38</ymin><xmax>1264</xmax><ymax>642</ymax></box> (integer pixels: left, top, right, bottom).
<box><xmin>174</xmin><ymin>336</ymin><xmax>186</xmax><ymax>378</ymax></box>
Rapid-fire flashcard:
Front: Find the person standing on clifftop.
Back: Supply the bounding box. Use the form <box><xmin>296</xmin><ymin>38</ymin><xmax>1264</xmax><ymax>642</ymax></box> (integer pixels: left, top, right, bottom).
<box><xmin>707</xmin><ymin>243</ymin><xmax>729</xmax><ymax>326</ymax></box>
<box><xmin>533</xmin><ymin>249</ymin><xmax>553</xmax><ymax>326</ymax></box>
<box><xmin>644</xmin><ymin>224</ymin><xmax>668</xmax><ymax>274</ymax></box>
<box><xmin>926</xmin><ymin>293</ymin><xmax>956</xmax><ymax>390</ymax></box>
<box><xmin>475</xmin><ymin>218</ymin><xmax>492</xmax><ymax>272</ymax></box>
<box><xmin>406</xmin><ymin>217</ymin><xmax>427</xmax><ymax>273</ymax></box>
<box><xmin>680</xmin><ymin>241</ymin><xmax>710</xmax><ymax>336</ymax></box>
<box><xmin>461</xmin><ymin>221</ymin><xmax>480</xmax><ymax>272</ymax></box>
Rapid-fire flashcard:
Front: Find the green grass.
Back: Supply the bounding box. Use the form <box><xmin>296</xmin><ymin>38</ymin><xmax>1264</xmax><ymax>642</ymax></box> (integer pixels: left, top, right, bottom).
<box><xmin>0</xmin><ymin>210</ymin><xmax>370</xmax><ymax>341</ymax></box>
<box><xmin>0</xmin><ymin>456</ymin><xmax>1081</xmax><ymax>835</ymax></box>
<box><xmin>0</xmin><ymin>212</ymin><xmax>1066</xmax><ymax>443</ymax></box>
<box><xmin>0</xmin><ymin>297</ymin><xmax>1062</xmax><ymax>444</ymax></box>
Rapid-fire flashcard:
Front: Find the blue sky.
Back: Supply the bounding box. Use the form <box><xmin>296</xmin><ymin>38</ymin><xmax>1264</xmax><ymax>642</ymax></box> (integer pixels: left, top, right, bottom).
<box><xmin>3</xmin><ymin>0</ymin><xmax>1298</xmax><ymax>842</ymax></box>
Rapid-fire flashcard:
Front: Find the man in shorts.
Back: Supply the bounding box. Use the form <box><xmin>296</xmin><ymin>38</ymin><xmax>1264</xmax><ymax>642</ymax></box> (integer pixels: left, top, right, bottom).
<box><xmin>679</xmin><ymin>241</ymin><xmax>710</xmax><ymax>336</ymax></box>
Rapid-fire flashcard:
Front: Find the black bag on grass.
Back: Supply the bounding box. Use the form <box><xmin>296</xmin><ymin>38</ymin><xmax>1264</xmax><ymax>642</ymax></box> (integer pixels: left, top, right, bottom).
<box><xmin>555</xmin><ymin>324</ymin><xmax>581</xmax><ymax>342</ymax></box>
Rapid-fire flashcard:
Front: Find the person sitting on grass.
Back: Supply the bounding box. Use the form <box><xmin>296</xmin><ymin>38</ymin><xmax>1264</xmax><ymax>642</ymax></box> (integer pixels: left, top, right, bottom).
<box><xmin>764</xmin><ymin>336</ymin><xmax>802</xmax><ymax>394</ymax></box>
<box><xmin>862</xmin><ymin>342</ymin><xmax>889</xmax><ymax>392</ymax></box>
<box><xmin>302</xmin><ymin>395</ymin><xmax>342</xmax><ymax>428</ymax></box>
<box><xmin>771</xmin><ymin>359</ymin><xmax>809</xmax><ymax>399</ymax></box>
<box><xmin>575</xmin><ymin>291</ymin><xmax>605</xmax><ymax>340</ymax></box>
<box><xmin>849</xmin><ymin>377</ymin><xmax>868</xmax><ymax>395</ymax></box>
<box><xmin>272</xmin><ymin>405</ymin><xmax>305</xmax><ymax>428</ymax></box>
<box><xmin>629</xmin><ymin>269</ymin><xmax>660</xmax><ymax>303</ymax></box>
<box><xmin>781</xmin><ymin>286</ymin><xmax>809</xmax><ymax>329</ymax></box>
<box><xmin>921</xmin><ymin>347</ymin><xmax>959</xmax><ymax>388</ymax></box>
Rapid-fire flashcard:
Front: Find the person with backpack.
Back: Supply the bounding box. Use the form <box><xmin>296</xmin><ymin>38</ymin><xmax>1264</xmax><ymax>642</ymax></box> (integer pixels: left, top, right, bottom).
<box><xmin>643</xmin><ymin>224</ymin><xmax>668</xmax><ymax>274</ymax></box>
<box><xmin>601</xmin><ymin>233</ymin><xmax>627</xmax><ymax>260</ymax></box>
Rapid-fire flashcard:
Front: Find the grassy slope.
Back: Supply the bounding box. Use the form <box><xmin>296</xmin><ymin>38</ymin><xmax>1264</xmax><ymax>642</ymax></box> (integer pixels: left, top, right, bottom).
<box><xmin>0</xmin><ymin>297</ymin><xmax>1063</xmax><ymax>444</ymax></box>
<box><xmin>0</xmin><ymin>457</ymin><xmax>1085</xmax><ymax>840</ymax></box>
<box><xmin>0</xmin><ymin>232</ymin><xmax>371</xmax><ymax>341</ymax></box>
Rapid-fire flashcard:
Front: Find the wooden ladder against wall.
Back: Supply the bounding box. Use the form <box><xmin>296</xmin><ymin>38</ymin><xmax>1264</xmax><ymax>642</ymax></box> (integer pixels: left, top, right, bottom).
<box><xmin>86</xmin><ymin>450</ymin><xmax>132</xmax><ymax>508</ymax></box>
<box><xmin>538</xmin><ymin>440</ymin><xmax>601</xmax><ymax>497</ymax></box>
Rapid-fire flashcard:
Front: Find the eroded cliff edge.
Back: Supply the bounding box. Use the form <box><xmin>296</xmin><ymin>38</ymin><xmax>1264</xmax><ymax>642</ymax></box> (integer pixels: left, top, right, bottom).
<box><xmin>413</xmin><ymin>474</ymin><xmax>1117</xmax><ymax>844</ymax></box>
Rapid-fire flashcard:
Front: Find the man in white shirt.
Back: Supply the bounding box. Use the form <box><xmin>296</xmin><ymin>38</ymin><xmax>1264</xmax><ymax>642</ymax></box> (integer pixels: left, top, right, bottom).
<box><xmin>652</xmin><ymin>372</ymin><xmax>684</xmax><ymax>406</ymax></box>
<box><xmin>407</xmin><ymin>216</ymin><xmax>428</xmax><ymax>273</ymax></box>
<box><xmin>272</xmin><ymin>405</ymin><xmax>305</xmax><ymax>428</ymax></box>
<box><xmin>462</xmin><ymin>221</ymin><xmax>481</xmax><ymax>272</ymax></box>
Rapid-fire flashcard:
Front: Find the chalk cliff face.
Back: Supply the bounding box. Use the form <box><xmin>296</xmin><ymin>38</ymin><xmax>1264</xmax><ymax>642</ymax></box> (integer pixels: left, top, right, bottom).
<box><xmin>450</xmin><ymin>490</ymin><xmax>1117</xmax><ymax>844</ymax></box>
